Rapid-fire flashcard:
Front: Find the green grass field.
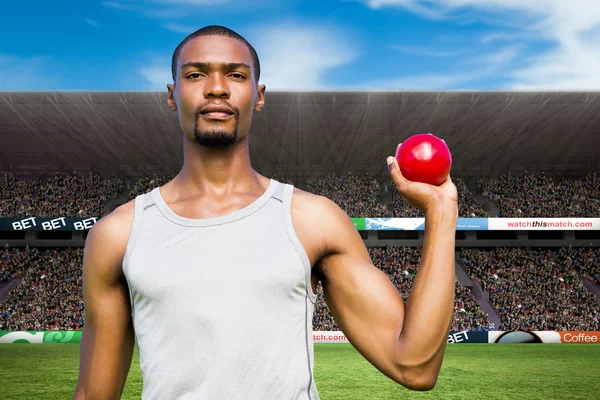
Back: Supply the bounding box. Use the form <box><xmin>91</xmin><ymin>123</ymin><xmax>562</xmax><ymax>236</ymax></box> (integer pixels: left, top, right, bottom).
<box><xmin>0</xmin><ymin>344</ymin><xmax>598</xmax><ymax>399</ymax></box>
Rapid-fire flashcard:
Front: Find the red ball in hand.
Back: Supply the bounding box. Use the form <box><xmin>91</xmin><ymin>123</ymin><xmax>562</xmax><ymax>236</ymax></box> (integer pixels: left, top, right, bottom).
<box><xmin>395</xmin><ymin>133</ymin><xmax>452</xmax><ymax>186</ymax></box>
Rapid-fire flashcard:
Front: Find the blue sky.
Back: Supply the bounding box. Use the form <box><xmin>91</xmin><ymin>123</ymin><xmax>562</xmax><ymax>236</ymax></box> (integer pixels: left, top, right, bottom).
<box><xmin>2</xmin><ymin>0</ymin><xmax>600</xmax><ymax>91</ymax></box>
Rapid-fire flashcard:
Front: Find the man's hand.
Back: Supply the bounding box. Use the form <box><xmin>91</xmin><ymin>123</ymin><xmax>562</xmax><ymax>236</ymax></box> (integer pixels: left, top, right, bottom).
<box><xmin>387</xmin><ymin>142</ymin><xmax>458</xmax><ymax>214</ymax></box>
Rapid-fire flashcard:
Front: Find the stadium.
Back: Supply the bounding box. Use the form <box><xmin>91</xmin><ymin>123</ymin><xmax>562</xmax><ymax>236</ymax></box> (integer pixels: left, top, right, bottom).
<box><xmin>1</xmin><ymin>91</ymin><xmax>599</xmax><ymax>399</ymax></box>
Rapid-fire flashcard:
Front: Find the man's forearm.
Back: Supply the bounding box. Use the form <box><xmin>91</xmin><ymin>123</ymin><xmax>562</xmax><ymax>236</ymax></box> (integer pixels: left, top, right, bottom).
<box><xmin>396</xmin><ymin>200</ymin><xmax>458</xmax><ymax>370</ymax></box>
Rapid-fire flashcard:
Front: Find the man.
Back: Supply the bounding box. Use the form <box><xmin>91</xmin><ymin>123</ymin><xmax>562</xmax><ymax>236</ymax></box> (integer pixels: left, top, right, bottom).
<box><xmin>74</xmin><ymin>25</ymin><xmax>458</xmax><ymax>399</ymax></box>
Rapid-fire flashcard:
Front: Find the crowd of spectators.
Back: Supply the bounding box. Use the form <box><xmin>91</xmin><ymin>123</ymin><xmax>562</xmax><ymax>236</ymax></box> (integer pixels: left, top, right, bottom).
<box><xmin>0</xmin><ymin>247</ymin><xmax>83</xmax><ymax>331</ymax></box>
<box><xmin>2</xmin><ymin>172</ymin><xmax>600</xmax><ymax>332</ymax></box>
<box><xmin>313</xmin><ymin>246</ymin><xmax>490</xmax><ymax>332</ymax></box>
<box><xmin>306</xmin><ymin>173</ymin><xmax>393</xmax><ymax>217</ymax></box>
<box><xmin>0</xmin><ymin>174</ymin><xmax>40</xmax><ymax>218</ymax></box>
<box><xmin>565</xmin><ymin>173</ymin><xmax>600</xmax><ymax>216</ymax></box>
<box><xmin>460</xmin><ymin>247</ymin><xmax>600</xmax><ymax>331</ymax></box>
<box><xmin>392</xmin><ymin>178</ymin><xmax>488</xmax><ymax>218</ymax></box>
<box><xmin>126</xmin><ymin>172</ymin><xmax>489</xmax><ymax>220</ymax></box>
<box><xmin>4</xmin><ymin>171</ymin><xmax>600</xmax><ymax>219</ymax></box>
<box><xmin>1</xmin><ymin>246</ymin><xmax>40</xmax><ymax>284</ymax></box>
<box><xmin>1</xmin><ymin>245</ymin><xmax>599</xmax><ymax>332</ymax></box>
<box><xmin>0</xmin><ymin>172</ymin><xmax>124</xmax><ymax>218</ymax></box>
<box><xmin>2</xmin><ymin>245</ymin><xmax>489</xmax><ymax>332</ymax></box>
<box><xmin>556</xmin><ymin>246</ymin><xmax>600</xmax><ymax>286</ymax></box>
<box><xmin>391</xmin><ymin>190</ymin><xmax>423</xmax><ymax>218</ymax></box>
<box><xmin>477</xmin><ymin>172</ymin><xmax>599</xmax><ymax>217</ymax></box>
<box><xmin>121</xmin><ymin>171</ymin><xmax>599</xmax><ymax>219</ymax></box>
<box><xmin>34</xmin><ymin>173</ymin><xmax>124</xmax><ymax>217</ymax></box>
<box><xmin>454</xmin><ymin>179</ymin><xmax>489</xmax><ymax>218</ymax></box>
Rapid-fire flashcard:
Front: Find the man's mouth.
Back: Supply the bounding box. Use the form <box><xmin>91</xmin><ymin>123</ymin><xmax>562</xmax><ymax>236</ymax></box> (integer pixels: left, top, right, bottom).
<box><xmin>200</xmin><ymin>112</ymin><xmax>233</xmax><ymax>120</ymax></box>
<box><xmin>198</xmin><ymin>105</ymin><xmax>235</xmax><ymax>121</ymax></box>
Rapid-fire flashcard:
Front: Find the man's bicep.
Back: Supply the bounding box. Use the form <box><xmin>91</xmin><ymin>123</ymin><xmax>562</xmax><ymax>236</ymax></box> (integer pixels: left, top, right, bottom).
<box><xmin>315</xmin><ymin>199</ymin><xmax>408</xmax><ymax>384</ymax></box>
<box><xmin>75</xmin><ymin>213</ymin><xmax>135</xmax><ymax>398</ymax></box>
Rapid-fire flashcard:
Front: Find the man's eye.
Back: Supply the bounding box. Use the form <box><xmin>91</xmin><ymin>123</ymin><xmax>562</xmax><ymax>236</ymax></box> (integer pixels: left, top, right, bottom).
<box><xmin>230</xmin><ymin>73</ymin><xmax>245</xmax><ymax>79</ymax></box>
<box><xmin>187</xmin><ymin>73</ymin><xmax>201</xmax><ymax>79</ymax></box>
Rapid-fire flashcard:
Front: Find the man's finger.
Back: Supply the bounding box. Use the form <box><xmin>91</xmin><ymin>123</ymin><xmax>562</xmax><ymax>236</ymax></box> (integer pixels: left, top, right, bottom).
<box><xmin>387</xmin><ymin>156</ymin><xmax>409</xmax><ymax>192</ymax></box>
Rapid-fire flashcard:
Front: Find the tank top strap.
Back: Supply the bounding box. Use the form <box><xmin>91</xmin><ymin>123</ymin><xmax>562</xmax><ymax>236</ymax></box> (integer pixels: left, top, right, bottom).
<box><xmin>143</xmin><ymin>190</ymin><xmax>156</xmax><ymax>208</ymax></box>
<box><xmin>123</xmin><ymin>193</ymin><xmax>149</xmax><ymax>273</ymax></box>
<box><xmin>271</xmin><ymin>180</ymin><xmax>285</xmax><ymax>202</ymax></box>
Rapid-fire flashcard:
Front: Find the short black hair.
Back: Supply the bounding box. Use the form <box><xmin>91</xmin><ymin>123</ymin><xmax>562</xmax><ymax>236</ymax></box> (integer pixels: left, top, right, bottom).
<box><xmin>171</xmin><ymin>25</ymin><xmax>260</xmax><ymax>84</ymax></box>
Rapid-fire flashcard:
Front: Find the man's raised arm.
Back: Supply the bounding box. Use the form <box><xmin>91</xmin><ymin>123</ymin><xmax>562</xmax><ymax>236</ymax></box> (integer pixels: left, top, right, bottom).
<box><xmin>312</xmin><ymin>157</ymin><xmax>458</xmax><ymax>391</ymax></box>
<box><xmin>74</xmin><ymin>204</ymin><xmax>136</xmax><ymax>399</ymax></box>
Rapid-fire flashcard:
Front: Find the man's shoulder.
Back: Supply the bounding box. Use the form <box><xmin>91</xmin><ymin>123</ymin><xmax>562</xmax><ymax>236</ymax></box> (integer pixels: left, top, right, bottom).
<box><xmin>289</xmin><ymin>186</ymin><xmax>366</xmax><ymax>267</ymax></box>
<box><xmin>290</xmin><ymin>187</ymin><xmax>353</xmax><ymax>232</ymax></box>
<box><xmin>291</xmin><ymin>187</ymin><xmax>338</xmax><ymax>215</ymax></box>
<box><xmin>103</xmin><ymin>198</ymin><xmax>136</xmax><ymax>227</ymax></box>
<box><xmin>82</xmin><ymin>198</ymin><xmax>139</xmax><ymax>281</ymax></box>
<box><xmin>87</xmin><ymin>199</ymin><xmax>137</xmax><ymax>255</ymax></box>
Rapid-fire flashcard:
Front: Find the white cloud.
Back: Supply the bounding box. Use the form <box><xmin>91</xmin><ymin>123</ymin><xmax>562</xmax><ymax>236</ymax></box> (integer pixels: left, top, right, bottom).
<box><xmin>390</xmin><ymin>44</ymin><xmax>472</xmax><ymax>57</ymax></box>
<box><xmin>163</xmin><ymin>23</ymin><xmax>196</xmax><ymax>34</ymax></box>
<box><xmin>103</xmin><ymin>0</ymin><xmax>269</xmax><ymax>18</ymax></box>
<box><xmin>101</xmin><ymin>1</ymin><xmax>136</xmax><ymax>11</ymax></box>
<box><xmin>369</xmin><ymin>74</ymin><xmax>465</xmax><ymax>90</ymax></box>
<box><xmin>508</xmin><ymin>41</ymin><xmax>600</xmax><ymax>90</ymax></box>
<box><xmin>0</xmin><ymin>55</ymin><xmax>61</xmax><ymax>90</ymax></box>
<box><xmin>103</xmin><ymin>1</ymin><xmax>190</xmax><ymax>18</ymax></box>
<box><xmin>479</xmin><ymin>32</ymin><xmax>526</xmax><ymax>44</ymax></box>
<box><xmin>104</xmin><ymin>0</ymin><xmax>229</xmax><ymax>7</ymax></box>
<box><xmin>138</xmin><ymin>23</ymin><xmax>356</xmax><ymax>90</ymax></box>
<box><xmin>249</xmin><ymin>23</ymin><xmax>356</xmax><ymax>90</ymax></box>
<box><xmin>362</xmin><ymin>0</ymin><xmax>448</xmax><ymax>19</ymax></box>
<box><xmin>149</xmin><ymin>0</ymin><xmax>233</xmax><ymax>4</ymax></box>
<box><xmin>84</xmin><ymin>18</ymin><xmax>100</xmax><ymax>27</ymax></box>
<box><xmin>465</xmin><ymin>44</ymin><xmax>523</xmax><ymax>66</ymax></box>
<box><xmin>359</xmin><ymin>0</ymin><xmax>600</xmax><ymax>90</ymax></box>
<box><xmin>140</xmin><ymin>60</ymin><xmax>172</xmax><ymax>89</ymax></box>
<box><xmin>362</xmin><ymin>44</ymin><xmax>521</xmax><ymax>90</ymax></box>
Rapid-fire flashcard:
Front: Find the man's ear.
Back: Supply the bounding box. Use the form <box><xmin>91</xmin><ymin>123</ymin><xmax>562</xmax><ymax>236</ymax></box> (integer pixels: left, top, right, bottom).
<box><xmin>167</xmin><ymin>83</ymin><xmax>177</xmax><ymax>111</ymax></box>
<box><xmin>255</xmin><ymin>84</ymin><xmax>266</xmax><ymax>112</ymax></box>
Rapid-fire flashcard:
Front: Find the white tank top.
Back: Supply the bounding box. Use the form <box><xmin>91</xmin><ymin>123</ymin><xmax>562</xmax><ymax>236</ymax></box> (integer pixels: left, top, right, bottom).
<box><xmin>123</xmin><ymin>179</ymin><xmax>319</xmax><ymax>399</ymax></box>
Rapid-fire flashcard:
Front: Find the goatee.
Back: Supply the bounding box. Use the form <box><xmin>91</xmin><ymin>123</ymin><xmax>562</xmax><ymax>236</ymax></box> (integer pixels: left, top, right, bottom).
<box><xmin>193</xmin><ymin>126</ymin><xmax>238</xmax><ymax>147</ymax></box>
<box><xmin>193</xmin><ymin>102</ymin><xmax>240</xmax><ymax>147</ymax></box>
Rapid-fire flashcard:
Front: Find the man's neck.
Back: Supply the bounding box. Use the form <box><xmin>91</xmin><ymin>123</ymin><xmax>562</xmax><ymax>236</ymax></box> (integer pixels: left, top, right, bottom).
<box><xmin>177</xmin><ymin>136</ymin><xmax>259</xmax><ymax>195</ymax></box>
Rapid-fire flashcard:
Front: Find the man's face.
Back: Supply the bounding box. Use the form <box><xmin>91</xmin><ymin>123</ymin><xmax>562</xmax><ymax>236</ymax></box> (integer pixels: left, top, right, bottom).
<box><xmin>168</xmin><ymin>35</ymin><xmax>265</xmax><ymax>148</ymax></box>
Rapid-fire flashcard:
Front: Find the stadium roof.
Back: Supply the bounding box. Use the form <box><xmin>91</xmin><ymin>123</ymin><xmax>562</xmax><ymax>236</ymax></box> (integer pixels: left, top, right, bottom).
<box><xmin>1</xmin><ymin>91</ymin><xmax>599</xmax><ymax>180</ymax></box>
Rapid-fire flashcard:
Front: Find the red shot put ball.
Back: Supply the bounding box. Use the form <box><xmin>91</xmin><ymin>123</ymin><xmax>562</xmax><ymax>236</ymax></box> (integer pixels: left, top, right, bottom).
<box><xmin>395</xmin><ymin>133</ymin><xmax>452</xmax><ymax>186</ymax></box>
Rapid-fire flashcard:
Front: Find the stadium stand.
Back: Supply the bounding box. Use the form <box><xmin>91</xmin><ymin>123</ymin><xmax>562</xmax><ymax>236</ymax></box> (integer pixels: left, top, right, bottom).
<box><xmin>3</xmin><ymin>243</ymin><xmax>599</xmax><ymax>332</ymax></box>
<box><xmin>393</xmin><ymin>178</ymin><xmax>488</xmax><ymax>218</ymax></box>
<box><xmin>477</xmin><ymin>172</ymin><xmax>599</xmax><ymax>217</ymax></box>
<box><xmin>2</xmin><ymin>170</ymin><xmax>600</xmax><ymax>332</ymax></box>
<box><xmin>0</xmin><ymin>172</ymin><xmax>123</xmax><ymax>218</ymax></box>
<box><xmin>460</xmin><ymin>247</ymin><xmax>600</xmax><ymax>331</ymax></box>
<box><xmin>0</xmin><ymin>174</ymin><xmax>39</xmax><ymax>218</ymax></box>
<box><xmin>1</xmin><ymin>91</ymin><xmax>599</xmax><ymax>341</ymax></box>
<box><xmin>0</xmin><ymin>247</ymin><xmax>84</xmax><ymax>331</ymax></box>
<box><xmin>368</xmin><ymin>246</ymin><xmax>490</xmax><ymax>332</ymax></box>
<box><xmin>556</xmin><ymin>246</ymin><xmax>600</xmax><ymax>286</ymax></box>
<box><xmin>313</xmin><ymin>247</ymin><xmax>491</xmax><ymax>332</ymax></box>
<box><xmin>1</xmin><ymin>246</ymin><xmax>491</xmax><ymax>332</ymax></box>
<box><xmin>305</xmin><ymin>173</ymin><xmax>393</xmax><ymax>218</ymax></box>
